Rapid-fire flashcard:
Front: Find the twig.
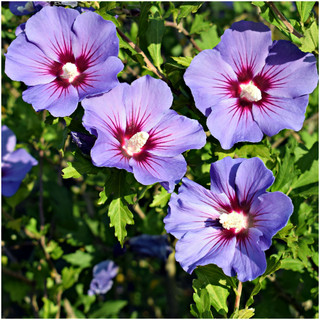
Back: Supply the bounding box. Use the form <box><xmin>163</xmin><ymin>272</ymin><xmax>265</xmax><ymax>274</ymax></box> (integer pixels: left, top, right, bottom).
<box><xmin>2</xmin><ymin>267</ymin><xmax>35</xmax><ymax>286</ymax></box>
<box><xmin>165</xmin><ymin>21</ymin><xmax>202</xmax><ymax>52</ymax></box>
<box><xmin>234</xmin><ymin>281</ymin><xmax>243</xmax><ymax>311</ymax></box>
<box><xmin>116</xmin><ymin>27</ymin><xmax>167</xmax><ymax>81</ymax></box>
<box><xmin>63</xmin><ymin>298</ymin><xmax>77</xmax><ymax>318</ymax></box>
<box><xmin>132</xmin><ymin>202</ymin><xmax>146</xmax><ymax>219</ymax></box>
<box><xmin>267</xmin><ymin>2</ymin><xmax>304</xmax><ymax>38</ymax></box>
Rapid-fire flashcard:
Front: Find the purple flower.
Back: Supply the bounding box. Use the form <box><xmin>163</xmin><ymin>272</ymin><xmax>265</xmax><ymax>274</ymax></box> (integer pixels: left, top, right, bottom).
<box><xmin>88</xmin><ymin>260</ymin><xmax>118</xmax><ymax>296</ymax></box>
<box><xmin>9</xmin><ymin>2</ymin><xmax>49</xmax><ymax>16</ymax></box>
<box><xmin>184</xmin><ymin>20</ymin><xmax>318</xmax><ymax>150</ymax></box>
<box><xmin>5</xmin><ymin>6</ymin><xmax>123</xmax><ymax>117</ymax></box>
<box><xmin>82</xmin><ymin>75</ymin><xmax>207</xmax><ymax>192</ymax></box>
<box><xmin>128</xmin><ymin>234</ymin><xmax>173</xmax><ymax>261</ymax></box>
<box><xmin>164</xmin><ymin>157</ymin><xmax>293</xmax><ymax>282</ymax></box>
<box><xmin>2</xmin><ymin>125</ymin><xmax>38</xmax><ymax>197</ymax></box>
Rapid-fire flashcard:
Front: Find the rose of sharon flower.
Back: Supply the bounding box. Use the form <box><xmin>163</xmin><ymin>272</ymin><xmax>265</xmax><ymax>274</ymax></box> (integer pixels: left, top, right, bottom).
<box><xmin>5</xmin><ymin>6</ymin><xmax>123</xmax><ymax>117</ymax></box>
<box><xmin>2</xmin><ymin>125</ymin><xmax>38</xmax><ymax>197</ymax></box>
<box><xmin>88</xmin><ymin>260</ymin><xmax>118</xmax><ymax>296</ymax></box>
<box><xmin>184</xmin><ymin>20</ymin><xmax>318</xmax><ymax>150</ymax></box>
<box><xmin>164</xmin><ymin>157</ymin><xmax>293</xmax><ymax>282</ymax></box>
<box><xmin>82</xmin><ymin>75</ymin><xmax>207</xmax><ymax>192</ymax></box>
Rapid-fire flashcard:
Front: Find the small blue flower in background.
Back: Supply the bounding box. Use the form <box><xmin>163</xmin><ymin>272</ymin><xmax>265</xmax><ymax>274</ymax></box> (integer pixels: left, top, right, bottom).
<box><xmin>128</xmin><ymin>234</ymin><xmax>173</xmax><ymax>261</ymax></box>
<box><xmin>184</xmin><ymin>20</ymin><xmax>318</xmax><ymax>150</ymax></box>
<box><xmin>164</xmin><ymin>157</ymin><xmax>293</xmax><ymax>282</ymax></box>
<box><xmin>70</xmin><ymin>131</ymin><xmax>96</xmax><ymax>156</ymax></box>
<box><xmin>82</xmin><ymin>75</ymin><xmax>207</xmax><ymax>192</ymax></box>
<box><xmin>5</xmin><ymin>6</ymin><xmax>123</xmax><ymax>117</ymax></box>
<box><xmin>88</xmin><ymin>260</ymin><xmax>118</xmax><ymax>296</ymax></box>
<box><xmin>9</xmin><ymin>2</ymin><xmax>49</xmax><ymax>16</ymax></box>
<box><xmin>2</xmin><ymin>125</ymin><xmax>38</xmax><ymax>197</ymax></box>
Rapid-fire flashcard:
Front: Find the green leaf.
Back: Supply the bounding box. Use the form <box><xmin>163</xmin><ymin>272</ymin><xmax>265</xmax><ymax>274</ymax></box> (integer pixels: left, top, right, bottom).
<box><xmin>150</xmin><ymin>187</ymin><xmax>171</xmax><ymax>208</ymax></box>
<box><xmin>171</xmin><ymin>56</ymin><xmax>193</xmax><ymax>67</ymax></box>
<box><xmin>6</xmin><ymin>218</ymin><xmax>22</xmax><ymax>232</ymax></box>
<box><xmin>63</xmin><ymin>250</ymin><xmax>94</xmax><ymax>269</ymax></box>
<box><xmin>245</xmin><ymin>256</ymin><xmax>282</xmax><ymax>308</ymax></box>
<box><xmin>280</xmin><ymin>258</ymin><xmax>305</xmax><ymax>273</ymax></box>
<box><xmin>192</xmin><ymin>265</ymin><xmax>236</xmax><ymax>316</ymax></box>
<box><xmin>146</xmin><ymin>17</ymin><xmax>165</xmax><ymax>68</ymax></box>
<box><xmin>292</xmin><ymin>159</ymin><xmax>318</xmax><ymax>189</ymax></box>
<box><xmin>46</xmin><ymin>240</ymin><xmax>63</xmax><ymax>260</ymax></box>
<box><xmin>40</xmin><ymin>298</ymin><xmax>59</xmax><ymax>318</ymax></box>
<box><xmin>176</xmin><ymin>3</ymin><xmax>203</xmax><ymax>23</ymax></box>
<box><xmin>62</xmin><ymin>267</ymin><xmax>80</xmax><ymax>289</ymax></box>
<box><xmin>271</xmin><ymin>143</ymin><xmax>297</xmax><ymax>193</ymax></box>
<box><xmin>190</xmin><ymin>14</ymin><xmax>211</xmax><ymax>34</ymax></box>
<box><xmin>108</xmin><ymin>197</ymin><xmax>134</xmax><ymax>245</ymax></box>
<box><xmin>296</xmin><ymin>1</ymin><xmax>316</xmax><ymax>23</ymax></box>
<box><xmin>300</xmin><ymin>20</ymin><xmax>318</xmax><ymax>53</ymax></box>
<box><xmin>232</xmin><ymin>308</ymin><xmax>255</xmax><ymax>319</ymax></box>
<box><xmin>195</xmin><ymin>24</ymin><xmax>220</xmax><ymax>50</ymax></box>
<box><xmin>89</xmin><ymin>300</ymin><xmax>127</xmax><ymax>318</ymax></box>
<box><xmin>62</xmin><ymin>151</ymin><xmax>99</xmax><ymax>179</ymax></box>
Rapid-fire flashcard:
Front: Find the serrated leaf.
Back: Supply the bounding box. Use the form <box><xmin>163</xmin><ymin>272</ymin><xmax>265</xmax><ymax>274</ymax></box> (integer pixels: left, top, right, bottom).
<box><xmin>108</xmin><ymin>197</ymin><xmax>134</xmax><ymax>245</ymax></box>
<box><xmin>271</xmin><ymin>144</ymin><xmax>297</xmax><ymax>193</ymax></box>
<box><xmin>296</xmin><ymin>1</ymin><xmax>316</xmax><ymax>23</ymax></box>
<box><xmin>150</xmin><ymin>187</ymin><xmax>171</xmax><ymax>208</ymax></box>
<box><xmin>177</xmin><ymin>3</ymin><xmax>202</xmax><ymax>24</ymax></box>
<box><xmin>195</xmin><ymin>24</ymin><xmax>220</xmax><ymax>50</ymax></box>
<box><xmin>190</xmin><ymin>14</ymin><xmax>211</xmax><ymax>34</ymax></box>
<box><xmin>280</xmin><ymin>258</ymin><xmax>305</xmax><ymax>272</ymax></box>
<box><xmin>146</xmin><ymin>17</ymin><xmax>165</xmax><ymax>68</ymax></box>
<box><xmin>300</xmin><ymin>20</ymin><xmax>318</xmax><ymax>53</ymax></box>
<box><xmin>46</xmin><ymin>240</ymin><xmax>63</xmax><ymax>260</ymax></box>
<box><xmin>292</xmin><ymin>159</ymin><xmax>318</xmax><ymax>189</ymax></box>
<box><xmin>63</xmin><ymin>250</ymin><xmax>94</xmax><ymax>269</ymax></box>
<box><xmin>192</xmin><ymin>265</ymin><xmax>235</xmax><ymax>316</ymax></box>
<box><xmin>171</xmin><ymin>56</ymin><xmax>193</xmax><ymax>67</ymax></box>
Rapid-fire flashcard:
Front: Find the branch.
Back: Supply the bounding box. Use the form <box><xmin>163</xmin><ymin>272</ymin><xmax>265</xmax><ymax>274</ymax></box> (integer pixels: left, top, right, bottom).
<box><xmin>116</xmin><ymin>27</ymin><xmax>167</xmax><ymax>82</ymax></box>
<box><xmin>267</xmin><ymin>2</ymin><xmax>304</xmax><ymax>38</ymax></box>
<box><xmin>2</xmin><ymin>267</ymin><xmax>35</xmax><ymax>286</ymax></box>
<box><xmin>164</xmin><ymin>21</ymin><xmax>202</xmax><ymax>52</ymax></box>
<box><xmin>234</xmin><ymin>281</ymin><xmax>243</xmax><ymax>311</ymax></box>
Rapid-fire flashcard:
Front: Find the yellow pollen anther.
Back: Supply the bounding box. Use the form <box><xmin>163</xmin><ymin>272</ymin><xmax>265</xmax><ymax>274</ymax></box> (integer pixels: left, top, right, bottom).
<box><xmin>61</xmin><ymin>63</ymin><xmax>79</xmax><ymax>83</ymax></box>
<box><xmin>124</xmin><ymin>131</ymin><xmax>149</xmax><ymax>156</ymax></box>
<box><xmin>219</xmin><ymin>211</ymin><xmax>247</xmax><ymax>233</ymax></box>
<box><xmin>240</xmin><ymin>81</ymin><xmax>262</xmax><ymax>102</ymax></box>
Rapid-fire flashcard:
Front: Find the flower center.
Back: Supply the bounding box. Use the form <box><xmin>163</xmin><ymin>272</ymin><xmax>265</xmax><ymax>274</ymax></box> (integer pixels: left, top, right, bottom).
<box><xmin>239</xmin><ymin>81</ymin><xmax>262</xmax><ymax>102</ymax></box>
<box><xmin>219</xmin><ymin>211</ymin><xmax>247</xmax><ymax>233</ymax></box>
<box><xmin>61</xmin><ymin>62</ymin><xmax>79</xmax><ymax>83</ymax></box>
<box><xmin>17</xmin><ymin>2</ymin><xmax>34</xmax><ymax>13</ymax></box>
<box><xmin>123</xmin><ymin>131</ymin><xmax>149</xmax><ymax>156</ymax></box>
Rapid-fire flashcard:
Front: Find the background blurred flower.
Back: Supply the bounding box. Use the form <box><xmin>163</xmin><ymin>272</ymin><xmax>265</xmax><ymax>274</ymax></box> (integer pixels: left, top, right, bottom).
<box><xmin>5</xmin><ymin>6</ymin><xmax>123</xmax><ymax>117</ymax></box>
<box><xmin>82</xmin><ymin>75</ymin><xmax>206</xmax><ymax>192</ymax></box>
<box><xmin>2</xmin><ymin>125</ymin><xmax>38</xmax><ymax>197</ymax></box>
<box><xmin>185</xmin><ymin>20</ymin><xmax>318</xmax><ymax>149</ymax></box>
<box><xmin>9</xmin><ymin>1</ymin><xmax>49</xmax><ymax>16</ymax></box>
<box><xmin>164</xmin><ymin>157</ymin><xmax>293</xmax><ymax>282</ymax></box>
<box><xmin>88</xmin><ymin>260</ymin><xmax>118</xmax><ymax>296</ymax></box>
<box><xmin>128</xmin><ymin>234</ymin><xmax>173</xmax><ymax>261</ymax></box>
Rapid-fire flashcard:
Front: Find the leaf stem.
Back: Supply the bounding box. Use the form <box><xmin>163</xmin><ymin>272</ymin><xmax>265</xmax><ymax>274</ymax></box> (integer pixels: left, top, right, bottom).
<box><xmin>116</xmin><ymin>27</ymin><xmax>167</xmax><ymax>82</ymax></box>
<box><xmin>234</xmin><ymin>281</ymin><xmax>243</xmax><ymax>311</ymax></box>
<box><xmin>164</xmin><ymin>21</ymin><xmax>202</xmax><ymax>52</ymax></box>
<box><xmin>267</xmin><ymin>2</ymin><xmax>304</xmax><ymax>38</ymax></box>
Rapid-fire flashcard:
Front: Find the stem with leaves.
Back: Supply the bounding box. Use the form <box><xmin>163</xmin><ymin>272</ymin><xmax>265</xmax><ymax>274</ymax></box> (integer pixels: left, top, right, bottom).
<box><xmin>116</xmin><ymin>27</ymin><xmax>167</xmax><ymax>82</ymax></box>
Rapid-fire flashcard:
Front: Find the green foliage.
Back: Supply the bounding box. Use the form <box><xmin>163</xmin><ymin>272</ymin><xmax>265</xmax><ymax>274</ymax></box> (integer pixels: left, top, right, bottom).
<box><xmin>191</xmin><ymin>264</ymin><xmax>236</xmax><ymax>317</ymax></box>
<box><xmin>1</xmin><ymin>1</ymin><xmax>318</xmax><ymax>319</ymax></box>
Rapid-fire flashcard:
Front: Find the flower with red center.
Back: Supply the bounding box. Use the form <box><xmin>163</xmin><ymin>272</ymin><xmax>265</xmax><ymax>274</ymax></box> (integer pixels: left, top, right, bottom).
<box><xmin>164</xmin><ymin>157</ymin><xmax>293</xmax><ymax>281</ymax></box>
<box><xmin>5</xmin><ymin>6</ymin><xmax>123</xmax><ymax>117</ymax></box>
<box><xmin>184</xmin><ymin>20</ymin><xmax>318</xmax><ymax>150</ymax></box>
<box><xmin>81</xmin><ymin>75</ymin><xmax>207</xmax><ymax>192</ymax></box>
